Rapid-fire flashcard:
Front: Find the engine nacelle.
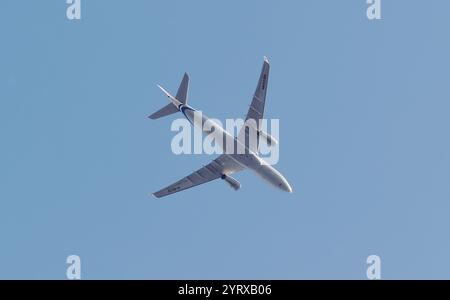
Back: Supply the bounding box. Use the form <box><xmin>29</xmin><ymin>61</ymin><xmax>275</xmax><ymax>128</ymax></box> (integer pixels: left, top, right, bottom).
<box><xmin>258</xmin><ymin>130</ymin><xmax>278</xmax><ymax>146</ymax></box>
<box><xmin>221</xmin><ymin>174</ymin><xmax>241</xmax><ymax>191</ymax></box>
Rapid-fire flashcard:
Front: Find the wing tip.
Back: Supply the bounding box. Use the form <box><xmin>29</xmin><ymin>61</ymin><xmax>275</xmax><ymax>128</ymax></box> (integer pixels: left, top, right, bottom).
<box><xmin>151</xmin><ymin>192</ymin><xmax>162</xmax><ymax>199</ymax></box>
<box><xmin>263</xmin><ymin>56</ymin><xmax>270</xmax><ymax>64</ymax></box>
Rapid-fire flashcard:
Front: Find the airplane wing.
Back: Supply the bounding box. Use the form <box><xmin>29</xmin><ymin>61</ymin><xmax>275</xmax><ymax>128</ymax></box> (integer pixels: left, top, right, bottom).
<box><xmin>238</xmin><ymin>57</ymin><xmax>270</xmax><ymax>152</ymax></box>
<box><xmin>153</xmin><ymin>154</ymin><xmax>244</xmax><ymax>198</ymax></box>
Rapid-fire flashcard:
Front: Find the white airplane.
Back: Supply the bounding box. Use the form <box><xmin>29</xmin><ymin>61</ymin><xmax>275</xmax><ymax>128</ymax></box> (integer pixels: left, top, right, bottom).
<box><xmin>149</xmin><ymin>57</ymin><xmax>293</xmax><ymax>198</ymax></box>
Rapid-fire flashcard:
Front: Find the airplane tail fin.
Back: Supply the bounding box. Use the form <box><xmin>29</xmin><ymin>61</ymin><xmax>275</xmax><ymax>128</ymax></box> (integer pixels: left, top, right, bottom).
<box><xmin>175</xmin><ymin>73</ymin><xmax>189</xmax><ymax>104</ymax></box>
<box><xmin>149</xmin><ymin>73</ymin><xmax>189</xmax><ymax>120</ymax></box>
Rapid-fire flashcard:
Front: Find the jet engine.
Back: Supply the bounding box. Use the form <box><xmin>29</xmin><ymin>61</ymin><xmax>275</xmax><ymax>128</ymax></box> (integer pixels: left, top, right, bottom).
<box><xmin>221</xmin><ymin>174</ymin><xmax>241</xmax><ymax>191</ymax></box>
<box><xmin>258</xmin><ymin>130</ymin><xmax>278</xmax><ymax>146</ymax></box>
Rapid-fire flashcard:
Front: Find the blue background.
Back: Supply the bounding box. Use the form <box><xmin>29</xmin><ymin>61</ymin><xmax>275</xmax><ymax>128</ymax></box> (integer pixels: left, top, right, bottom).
<box><xmin>1</xmin><ymin>0</ymin><xmax>450</xmax><ymax>279</ymax></box>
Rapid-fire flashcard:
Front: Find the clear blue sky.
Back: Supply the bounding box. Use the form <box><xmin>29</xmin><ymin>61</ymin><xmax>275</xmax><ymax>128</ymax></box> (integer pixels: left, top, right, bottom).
<box><xmin>1</xmin><ymin>0</ymin><xmax>450</xmax><ymax>279</ymax></box>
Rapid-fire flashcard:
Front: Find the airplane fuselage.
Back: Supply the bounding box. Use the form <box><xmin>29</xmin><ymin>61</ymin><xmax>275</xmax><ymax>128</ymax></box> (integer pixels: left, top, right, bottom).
<box><xmin>179</xmin><ymin>104</ymin><xmax>292</xmax><ymax>193</ymax></box>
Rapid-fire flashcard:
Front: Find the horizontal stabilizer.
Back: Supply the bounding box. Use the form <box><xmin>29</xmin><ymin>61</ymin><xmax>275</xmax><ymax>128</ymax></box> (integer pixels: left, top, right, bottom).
<box><xmin>149</xmin><ymin>103</ymin><xmax>179</xmax><ymax>119</ymax></box>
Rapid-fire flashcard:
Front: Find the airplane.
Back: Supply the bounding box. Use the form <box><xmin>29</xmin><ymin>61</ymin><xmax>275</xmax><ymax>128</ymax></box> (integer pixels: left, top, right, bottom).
<box><xmin>149</xmin><ymin>57</ymin><xmax>293</xmax><ymax>198</ymax></box>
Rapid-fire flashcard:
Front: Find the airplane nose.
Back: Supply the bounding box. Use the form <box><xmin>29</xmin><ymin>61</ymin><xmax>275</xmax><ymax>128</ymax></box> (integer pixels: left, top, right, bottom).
<box><xmin>278</xmin><ymin>181</ymin><xmax>293</xmax><ymax>193</ymax></box>
<box><xmin>284</xmin><ymin>182</ymin><xmax>293</xmax><ymax>193</ymax></box>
